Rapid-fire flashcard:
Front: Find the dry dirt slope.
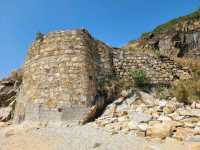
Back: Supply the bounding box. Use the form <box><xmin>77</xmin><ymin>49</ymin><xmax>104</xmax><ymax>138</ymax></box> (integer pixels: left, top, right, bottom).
<box><xmin>0</xmin><ymin>122</ymin><xmax>187</xmax><ymax>150</ymax></box>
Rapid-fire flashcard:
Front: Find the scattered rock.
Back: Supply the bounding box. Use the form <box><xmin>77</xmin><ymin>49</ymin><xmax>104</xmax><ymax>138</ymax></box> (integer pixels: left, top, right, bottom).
<box><xmin>146</xmin><ymin>123</ymin><xmax>173</xmax><ymax>139</ymax></box>
<box><xmin>0</xmin><ymin>69</ymin><xmax>22</xmax><ymax>107</ymax></box>
<box><xmin>94</xmin><ymin>91</ymin><xmax>200</xmax><ymax>143</ymax></box>
<box><xmin>126</xmin><ymin>96</ymin><xmax>137</xmax><ymax>106</ymax></box>
<box><xmin>185</xmin><ymin>136</ymin><xmax>200</xmax><ymax>150</ymax></box>
<box><xmin>92</xmin><ymin>142</ymin><xmax>101</xmax><ymax>148</ymax></box>
<box><xmin>173</xmin><ymin>127</ymin><xmax>196</xmax><ymax>141</ymax></box>
<box><xmin>0</xmin><ymin>122</ymin><xmax>9</xmax><ymax>128</ymax></box>
<box><xmin>158</xmin><ymin>115</ymin><xmax>172</xmax><ymax>122</ymax></box>
<box><xmin>121</xmin><ymin>89</ymin><xmax>133</xmax><ymax>98</ymax></box>
<box><xmin>178</xmin><ymin>109</ymin><xmax>200</xmax><ymax>117</ymax></box>
<box><xmin>139</xmin><ymin>91</ymin><xmax>156</xmax><ymax>106</ymax></box>
<box><xmin>0</xmin><ymin>107</ymin><xmax>12</xmax><ymax>122</ymax></box>
<box><xmin>137</xmin><ymin>123</ymin><xmax>148</xmax><ymax>131</ymax></box>
<box><xmin>163</xmin><ymin>106</ymin><xmax>175</xmax><ymax>114</ymax></box>
<box><xmin>185</xmin><ymin>142</ymin><xmax>200</xmax><ymax>150</ymax></box>
<box><xmin>148</xmin><ymin>120</ymin><xmax>161</xmax><ymax>126</ymax></box>
<box><xmin>129</xmin><ymin>111</ymin><xmax>152</xmax><ymax>124</ymax></box>
<box><xmin>127</xmin><ymin>121</ymin><xmax>138</xmax><ymax>130</ymax></box>
<box><xmin>191</xmin><ymin>102</ymin><xmax>200</xmax><ymax>109</ymax></box>
<box><xmin>159</xmin><ymin>100</ymin><xmax>167</xmax><ymax>108</ymax></box>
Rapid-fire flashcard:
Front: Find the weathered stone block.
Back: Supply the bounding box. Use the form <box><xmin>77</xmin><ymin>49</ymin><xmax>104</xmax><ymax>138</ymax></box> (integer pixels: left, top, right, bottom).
<box><xmin>14</xmin><ymin>29</ymin><xmax>113</xmax><ymax>123</ymax></box>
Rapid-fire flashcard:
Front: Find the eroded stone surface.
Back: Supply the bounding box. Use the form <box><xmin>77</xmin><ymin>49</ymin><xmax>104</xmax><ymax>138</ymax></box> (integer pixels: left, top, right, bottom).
<box><xmin>94</xmin><ymin>90</ymin><xmax>200</xmax><ymax>141</ymax></box>
<box><xmin>10</xmin><ymin>29</ymin><xmax>189</xmax><ymax>124</ymax></box>
<box><xmin>14</xmin><ymin>29</ymin><xmax>113</xmax><ymax>123</ymax></box>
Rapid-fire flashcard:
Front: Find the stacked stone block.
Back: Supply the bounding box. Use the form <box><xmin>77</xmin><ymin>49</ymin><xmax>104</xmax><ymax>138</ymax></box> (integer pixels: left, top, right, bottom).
<box><xmin>14</xmin><ymin>29</ymin><xmax>189</xmax><ymax>124</ymax></box>
<box><xmin>14</xmin><ymin>29</ymin><xmax>113</xmax><ymax>123</ymax></box>
<box><xmin>112</xmin><ymin>49</ymin><xmax>188</xmax><ymax>84</ymax></box>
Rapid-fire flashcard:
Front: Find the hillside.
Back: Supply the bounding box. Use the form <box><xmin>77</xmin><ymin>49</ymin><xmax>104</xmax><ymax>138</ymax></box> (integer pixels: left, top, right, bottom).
<box><xmin>125</xmin><ymin>9</ymin><xmax>200</xmax><ymax>59</ymax></box>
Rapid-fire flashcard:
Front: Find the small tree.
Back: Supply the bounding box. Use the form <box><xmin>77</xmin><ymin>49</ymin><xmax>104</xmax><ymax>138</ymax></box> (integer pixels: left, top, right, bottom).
<box><xmin>129</xmin><ymin>69</ymin><xmax>150</xmax><ymax>88</ymax></box>
<box><xmin>35</xmin><ymin>32</ymin><xmax>44</xmax><ymax>41</ymax></box>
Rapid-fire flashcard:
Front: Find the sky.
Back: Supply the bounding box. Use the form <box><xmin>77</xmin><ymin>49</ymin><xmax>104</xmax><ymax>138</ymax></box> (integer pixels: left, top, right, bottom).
<box><xmin>0</xmin><ymin>0</ymin><xmax>200</xmax><ymax>79</ymax></box>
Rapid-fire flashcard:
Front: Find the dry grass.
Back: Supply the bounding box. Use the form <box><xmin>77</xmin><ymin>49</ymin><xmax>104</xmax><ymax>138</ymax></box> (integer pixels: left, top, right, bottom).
<box><xmin>174</xmin><ymin>58</ymin><xmax>200</xmax><ymax>72</ymax></box>
<box><xmin>172</xmin><ymin>70</ymin><xmax>200</xmax><ymax>104</ymax></box>
<box><xmin>172</xmin><ymin>58</ymin><xmax>200</xmax><ymax>104</ymax></box>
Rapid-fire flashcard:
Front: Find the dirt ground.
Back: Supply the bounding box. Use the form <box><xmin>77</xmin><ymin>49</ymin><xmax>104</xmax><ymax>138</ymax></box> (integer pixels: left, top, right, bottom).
<box><xmin>0</xmin><ymin>122</ymin><xmax>189</xmax><ymax>150</ymax></box>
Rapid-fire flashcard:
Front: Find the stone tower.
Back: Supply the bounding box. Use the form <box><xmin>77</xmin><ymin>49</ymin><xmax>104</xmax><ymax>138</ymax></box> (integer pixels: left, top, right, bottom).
<box><xmin>14</xmin><ymin>29</ymin><xmax>113</xmax><ymax>123</ymax></box>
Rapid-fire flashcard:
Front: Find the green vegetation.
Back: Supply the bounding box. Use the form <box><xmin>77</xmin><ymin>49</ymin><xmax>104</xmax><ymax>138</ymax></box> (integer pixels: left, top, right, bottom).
<box><xmin>141</xmin><ymin>32</ymin><xmax>152</xmax><ymax>39</ymax></box>
<box><xmin>141</xmin><ymin>8</ymin><xmax>200</xmax><ymax>38</ymax></box>
<box><xmin>128</xmin><ymin>39</ymin><xmax>137</xmax><ymax>44</ymax></box>
<box><xmin>96</xmin><ymin>74</ymin><xmax>120</xmax><ymax>98</ymax></box>
<box><xmin>35</xmin><ymin>32</ymin><xmax>44</xmax><ymax>41</ymax></box>
<box><xmin>129</xmin><ymin>69</ymin><xmax>150</xmax><ymax>89</ymax></box>
<box><xmin>153</xmin><ymin>49</ymin><xmax>162</xmax><ymax>58</ymax></box>
<box><xmin>154</xmin><ymin>8</ymin><xmax>200</xmax><ymax>34</ymax></box>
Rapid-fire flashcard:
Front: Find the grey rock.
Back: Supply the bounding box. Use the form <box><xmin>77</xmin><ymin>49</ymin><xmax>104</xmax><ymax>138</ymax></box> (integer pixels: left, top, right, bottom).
<box><xmin>139</xmin><ymin>91</ymin><xmax>156</xmax><ymax>106</ymax></box>
<box><xmin>159</xmin><ymin>100</ymin><xmax>167</xmax><ymax>108</ymax></box>
<box><xmin>130</xmin><ymin>111</ymin><xmax>152</xmax><ymax>124</ymax></box>
<box><xmin>0</xmin><ymin>107</ymin><xmax>12</xmax><ymax>121</ymax></box>
<box><xmin>178</xmin><ymin>109</ymin><xmax>200</xmax><ymax>117</ymax></box>
<box><xmin>126</xmin><ymin>95</ymin><xmax>137</xmax><ymax>106</ymax></box>
<box><xmin>187</xmin><ymin>135</ymin><xmax>200</xmax><ymax>142</ymax></box>
<box><xmin>0</xmin><ymin>69</ymin><xmax>22</xmax><ymax>108</ymax></box>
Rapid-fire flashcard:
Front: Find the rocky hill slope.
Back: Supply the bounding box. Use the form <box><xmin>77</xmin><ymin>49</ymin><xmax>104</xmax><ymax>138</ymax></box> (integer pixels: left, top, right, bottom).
<box><xmin>125</xmin><ymin>9</ymin><xmax>200</xmax><ymax>58</ymax></box>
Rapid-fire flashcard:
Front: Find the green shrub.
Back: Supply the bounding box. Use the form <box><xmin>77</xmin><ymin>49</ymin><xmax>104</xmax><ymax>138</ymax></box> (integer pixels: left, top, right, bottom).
<box><xmin>129</xmin><ymin>69</ymin><xmax>150</xmax><ymax>88</ymax></box>
<box><xmin>153</xmin><ymin>49</ymin><xmax>162</xmax><ymax>58</ymax></box>
<box><xmin>128</xmin><ymin>39</ymin><xmax>137</xmax><ymax>44</ymax></box>
<box><xmin>155</xmin><ymin>85</ymin><xmax>170</xmax><ymax>100</ymax></box>
<box><xmin>141</xmin><ymin>32</ymin><xmax>152</xmax><ymax>39</ymax></box>
<box><xmin>35</xmin><ymin>32</ymin><xmax>44</xmax><ymax>41</ymax></box>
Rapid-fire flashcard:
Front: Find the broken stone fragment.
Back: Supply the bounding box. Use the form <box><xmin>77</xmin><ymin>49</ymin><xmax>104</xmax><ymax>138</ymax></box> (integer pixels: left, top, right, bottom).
<box><xmin>185</xmin><ymin>136</ymin><xmax>200</xmax><ymax>150</ymax></box>
<box><xmin>173</xmin><ymin>127</ymin><xmax>197</xmax><ymax>141</ymax></box>
<box><xmin>129</xmin><ymin>111</ymin><xmax>152</xmax><ymax>124</ymax></box>
<box><xmin>0</xmin><ymin>107</ymin><xmax>12</xmax><ymax>122</ymax></box>
<box><xmin>139</xmin><ymin>91</ymin><xmax>156</xmax><ymax>106</ymax></box>
<box><xmin>178</xmin><ymin>109</ymin><xmax>200</xmax><ymax>117</ymax></box>
<box><xmin>163</xmin><ymin>106</ymin><xmax>175</xmax><ymax>114</ymax></box>
<box><xmin>146</xmin><ymin>123</ymin><xmax>173</xmax><ymax>139</ymax></box>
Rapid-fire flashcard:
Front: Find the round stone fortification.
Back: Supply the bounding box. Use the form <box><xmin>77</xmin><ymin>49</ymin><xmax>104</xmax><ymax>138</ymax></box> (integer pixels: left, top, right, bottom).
<box><xmin>14</xmin><ymin>29</ymin><xmax>99</xmax><ymax>123</ymax></box>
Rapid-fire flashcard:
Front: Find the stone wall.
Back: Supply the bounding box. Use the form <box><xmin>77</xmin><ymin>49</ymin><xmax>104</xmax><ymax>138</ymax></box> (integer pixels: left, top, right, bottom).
<box><xmin>112</xmin><ymin>49</ymin><xmax>189</xmax><ymax>84</ymax></box>
<box><xmin>14</xmin><ymin>29</ymin><xmax>113</xmax><ymax>123</ymax></box>
<box><xmin>14</xmin><ymin>29</ymin><xmax>189</xmax><ymax>124</ymax></box>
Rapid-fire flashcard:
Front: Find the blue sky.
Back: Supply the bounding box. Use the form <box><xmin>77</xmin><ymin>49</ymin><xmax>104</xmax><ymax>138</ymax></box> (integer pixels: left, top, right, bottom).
<box><xmin>0</xmin><ymin>0</ymin><xmax>199</xmax><ymax>79</ymax></box>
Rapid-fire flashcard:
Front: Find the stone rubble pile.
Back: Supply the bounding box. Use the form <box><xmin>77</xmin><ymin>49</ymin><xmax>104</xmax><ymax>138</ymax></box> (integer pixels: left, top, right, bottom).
<box><xmin>93</xmin><ymin>90</ymin><xmax>200</xmax><ymax>142</ymax></box>
<box><xmin>0</xmin><ymin>70</ymin><xmax>22</xmax><ymax>122</ymax></box>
